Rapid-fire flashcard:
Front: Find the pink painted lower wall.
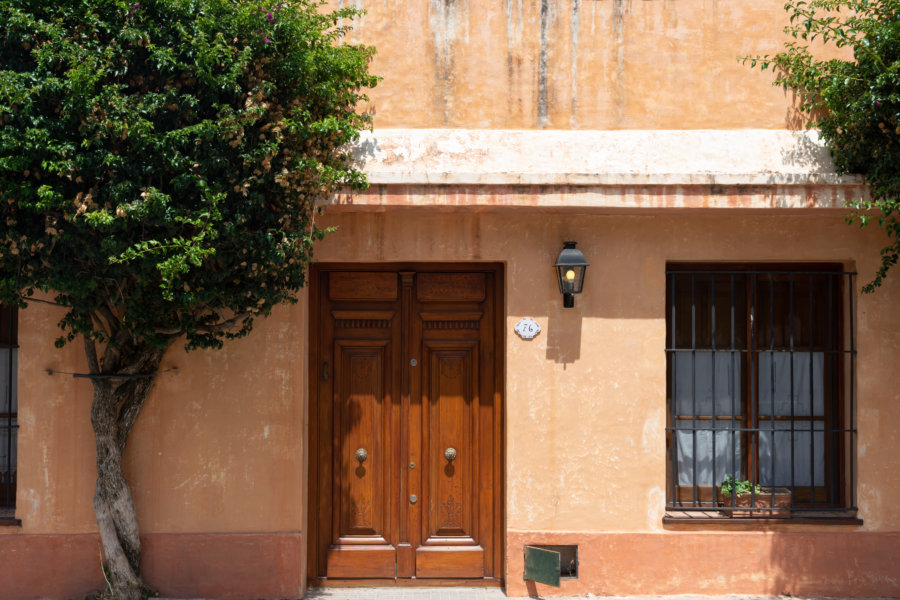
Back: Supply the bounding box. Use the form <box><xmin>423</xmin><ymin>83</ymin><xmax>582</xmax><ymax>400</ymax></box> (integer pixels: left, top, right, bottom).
<box><xmin>0</xmin><ymin>534</ymin><xmax>103</xmax><ymax>600</ymax></box>
<box><xmin>507</xmin><ymin>531</ymin><xmax>900</xmax><ymax>597</ymax></box>
<box><xmin>0</xmin><ymin>532</ymin><xmax>303</xmax><ymax>600</ymax></box>
<box><xmin>142</xmin><ymin>532</ymin><xmax>304</xmax><ymax>599</ymax></box>
<box><xmin>5</xmin><ymin>530</ymin><xmax>897</xmax><ymax>599</ymax></box>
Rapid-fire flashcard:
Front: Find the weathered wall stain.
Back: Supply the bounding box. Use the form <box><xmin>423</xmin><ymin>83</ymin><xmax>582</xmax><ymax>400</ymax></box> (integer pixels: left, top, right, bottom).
<box><xmin>613</xmin><ymin>0</ymin><xmax>627</xmax><ymax>126</ymax></box>
<box><xmin>505</xmin><ymin>0</ymin><xmax>526</xmax><ymax>122</ymax></box>
<box><xmin>332</xmin><ymin>0</ymin><xmax>825</xmax><ymax>129</ymax></box>
<box><xmin>429</xmin><ymin>0</ymin><xmax>470</xmax><ymax>125</ymax></box>
<box><xmin>570</xmin><ymin>0</ymin><xmax>580</xmax><ymax>128</ymax></box>
<box><xmin>336</xmin><ymin>0</ymin><xmax>365</xmax><ymax>44</ymax></box>
<box><xmin>506</xmin><ymin>0</ymin><xmax>524</xmax><ymax>119</ymax></box>
<box><xmin>538</xmin><ymin>0</ymin><xmax>552</xmax><ymax>127</ymax></box>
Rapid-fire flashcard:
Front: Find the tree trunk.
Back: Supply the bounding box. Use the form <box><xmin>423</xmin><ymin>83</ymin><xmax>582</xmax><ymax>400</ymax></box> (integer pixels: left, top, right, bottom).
<box><xmin>88</xmin><ymin>341</ymin><xmax>168</xmax><ymax>600</ymax></box>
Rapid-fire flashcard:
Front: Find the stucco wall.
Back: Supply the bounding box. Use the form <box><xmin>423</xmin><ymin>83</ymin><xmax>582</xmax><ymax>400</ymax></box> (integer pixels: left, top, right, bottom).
<box><xmin>314</xmin><ymin>209</ymin><xmax>900</xmax><ymax>533</ymax></box>
<box><xmin>330</xmin><ymin>0</ymin><xmax>836</xmax><ymax>130</ymax></box>
<box><xmin>3</xmin><ymin>298</ymin><xmax>310</xmax><ymax>599</ymax></box>
<box><xmin>3</xmin><ymin>206</ymin><xmax>900</xmax><ymax>598</ymax></box>
<box><xmin>313</xmin><ymin>208</ymin><xmax>900</xmax><ymax>596</ymax></box>
<box><xmin>8</xmin><ymin>296</ymin><xmax>308</xmax><ymax>535</ymax></box>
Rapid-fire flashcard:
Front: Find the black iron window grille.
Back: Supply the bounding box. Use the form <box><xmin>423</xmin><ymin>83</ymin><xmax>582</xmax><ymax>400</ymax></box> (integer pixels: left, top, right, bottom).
<box><xmin>1</xmin><ymin>305</ymin><xmax>17</xmax><ymax>512</ymax></box>
<box><xmin>665</xmin><ymin>264</ymin><xmax>857</xmax><ymax>517</ymax></box>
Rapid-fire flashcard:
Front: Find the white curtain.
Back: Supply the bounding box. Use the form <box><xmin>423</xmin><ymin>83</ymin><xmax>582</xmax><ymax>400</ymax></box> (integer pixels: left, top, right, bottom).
<box><xmin>758</xmin><ymin>351</ymin><xmax>825</xmax><ymax>487</ymax></box>
<box><xmin>674</xmin><ymin>352</ymin><xmax>742</xmax><ymax>486</ymax></box>
<box><xmin>674</xmin><ymin>351</ymin><xmax>741</xmax><ymax>416</ymax></box>
<box><xmin>674</xmin><ymin>351</ymin><xmax>825</xmax><ymax>487</ymax></box>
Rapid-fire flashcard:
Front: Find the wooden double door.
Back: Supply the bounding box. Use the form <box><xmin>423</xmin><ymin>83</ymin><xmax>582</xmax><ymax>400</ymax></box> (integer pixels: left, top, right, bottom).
<box><xmin>309</xmin><ymin>265</ymin><xmax>504</xmax><ymax>583</ymax></box>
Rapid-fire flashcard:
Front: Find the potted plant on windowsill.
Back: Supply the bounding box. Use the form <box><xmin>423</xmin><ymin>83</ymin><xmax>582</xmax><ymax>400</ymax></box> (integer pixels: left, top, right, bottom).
<box><xmin>717</xmin><ymin>476</ymin><xmax>792</xmax><ymax>517</ymax></box>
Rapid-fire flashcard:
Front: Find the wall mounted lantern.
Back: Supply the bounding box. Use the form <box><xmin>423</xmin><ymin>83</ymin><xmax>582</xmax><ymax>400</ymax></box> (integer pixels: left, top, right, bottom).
<box><xmin>554</xmin><ymin>241</ymin><xmax>589</xmax><ymax>308</ymax></box>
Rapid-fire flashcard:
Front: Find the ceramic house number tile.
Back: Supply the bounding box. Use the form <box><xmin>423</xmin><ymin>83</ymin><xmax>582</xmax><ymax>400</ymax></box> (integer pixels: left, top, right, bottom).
<box><xmin>514</xmin><ymin>317</ymin><xmax>541</xmax><ymax>339</ymax></box>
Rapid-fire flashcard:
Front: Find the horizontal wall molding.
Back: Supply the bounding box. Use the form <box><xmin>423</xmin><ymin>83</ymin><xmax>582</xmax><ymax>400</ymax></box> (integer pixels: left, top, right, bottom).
<box><xmin>327</xmin><ymin>182</ymin><xmax>866</xmax><ymax>211</ymax></box>
<box><xmin>352</xmin><ymin>129</ymin><xmax>863</xmax><ymax>187</ymax></box>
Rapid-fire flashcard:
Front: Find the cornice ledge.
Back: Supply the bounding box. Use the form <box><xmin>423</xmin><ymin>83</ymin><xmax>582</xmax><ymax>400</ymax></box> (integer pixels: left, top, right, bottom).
<box><xmin>352</xmin><ymin>129</ymin><xmax>863</xmax><ymax>187</ymax></box>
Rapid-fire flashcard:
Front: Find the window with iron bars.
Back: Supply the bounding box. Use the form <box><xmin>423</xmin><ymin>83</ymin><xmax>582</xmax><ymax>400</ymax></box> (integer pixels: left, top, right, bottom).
<box><xmin>1</xmin><ymin>305</ymin><xmax>17</xmax><ymax>514</ymax></box>
<box><xmin>665</xmin><ymin>264</ymin><xmax>856</xmax><ymax>517</ymax></box>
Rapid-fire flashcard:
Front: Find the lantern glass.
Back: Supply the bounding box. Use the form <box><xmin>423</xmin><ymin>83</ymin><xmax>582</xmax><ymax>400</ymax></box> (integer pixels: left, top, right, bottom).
<box><xmin>554</xmin><ymin>241</ymin><xmax>589</xmax><ymax>307</ymax></box>
<box><xmin>558</xmin><ymin>265</ymin><xmax>586</xmax><ymax>294</ymax></box>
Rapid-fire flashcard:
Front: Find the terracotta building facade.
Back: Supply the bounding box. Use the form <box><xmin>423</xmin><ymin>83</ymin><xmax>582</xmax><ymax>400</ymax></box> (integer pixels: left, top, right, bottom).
<box><xmin>3</xmin><ymin>1</ymin><xmax>900</xmax><ymax>599</ymax></box>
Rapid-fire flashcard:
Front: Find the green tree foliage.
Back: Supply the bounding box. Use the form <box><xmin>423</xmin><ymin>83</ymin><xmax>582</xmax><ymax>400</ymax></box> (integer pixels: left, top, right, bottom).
<box><xmin>749</xmin><ymin>0</ymin><xmax>900</xmax><ymax>291</ymax></box>
<box><xmin>0</xmin><ymin>1</ymin><xmax>376</xmax><ymax>597</ymax></box>
<box><xmin>0</xmin><ymin>0</ymin><xmax>376</xmax><ymax>346</ymax></box>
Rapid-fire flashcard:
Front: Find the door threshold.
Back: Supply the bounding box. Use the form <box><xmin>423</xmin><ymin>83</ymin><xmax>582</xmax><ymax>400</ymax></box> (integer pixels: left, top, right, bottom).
<box><xmin>310</xmin><ymin>578</ymin><xmax>503</xmax><ymax>588</ymax></box>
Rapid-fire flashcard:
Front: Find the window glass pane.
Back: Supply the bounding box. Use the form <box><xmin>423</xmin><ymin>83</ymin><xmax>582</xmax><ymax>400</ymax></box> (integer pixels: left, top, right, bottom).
<box><xmin>759</xmin><ymin>421</ymin><xmax>825</xmax><ymax>487</ymax></box>
<box><xmin>0</xmin><ymin>419</ymin><xmax>15</xmax><ymax>478</ymax></box>
<box><xmin>0</xmin><ymin>306</ymin><xmax>15</xmax><ymax>346</ymax></box>
<box><xmin>670</xmin><ymin>273</ymin><xmax>746</xmax><ymax>350</ymax></box>
<box><xmin>756</xmin><ymin>274</ymin><xmax>792</xmax><ymax>348</ymax></box>
<box><xmin>0</xmin><ymin>318</ymin><xmax>17</xmax><ymax>510</ymax></box>
<box><xmin>756</xmin><ymin>273</ymin><xmax>834</xmax><ymax>349</ymax></box>
<box><xmin>0</xmin><ymin>348</ymin><xmax>17</xmax><ymax>413</ymax></box>
<box><xmin>758</xmin><ymin>351</ymin><xmax>824</xmax><ymax>417</ymax></box>
<box><xmin>675</xmin><ymin>423</ymin><xmax>742</xmax><ymax>486</ymax></box>
<box><xmin>674</xmin><ymin>351</ymin><xmax>741</xmax><ymax>416</ymax></box>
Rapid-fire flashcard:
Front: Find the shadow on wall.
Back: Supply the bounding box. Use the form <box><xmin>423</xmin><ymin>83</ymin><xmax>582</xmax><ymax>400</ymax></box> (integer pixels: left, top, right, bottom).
<box><xmin>502</xmin><ymin>220</ymin><xmax>662</xmax><ymax>367</ymax></box>
<box><xmin>764</xmin><ymin>531</ymin><xmax>900</xmax><ymax>597</ymax></box>
<box><xmin>545</xmin><ymin>298</ymin><xmax>582</xmax><ymax>366</ymax></box>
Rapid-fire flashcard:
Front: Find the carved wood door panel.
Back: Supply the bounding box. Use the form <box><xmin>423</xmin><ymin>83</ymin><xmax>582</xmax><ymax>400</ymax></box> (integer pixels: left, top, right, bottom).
<box><xmin>310</xmin><ymin>267</ymin><xmax>502</xmax><ymax>583</ymax></box>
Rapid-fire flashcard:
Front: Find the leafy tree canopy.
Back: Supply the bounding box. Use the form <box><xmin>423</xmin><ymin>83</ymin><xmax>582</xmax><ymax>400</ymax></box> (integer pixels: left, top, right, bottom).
<box><xmin>0</xmin><ymin>0</ymin><xmax>377</xmax><ymax>349</ymax></box>
<box><xmin>0</xmin><ymin>2</ymin><xmax>376</xmax><ymax>597</ymax></box>
<box><xmin>750</xmin><ymin>0</ymin><xmax>900</xmax><ymax>291</ymax></box>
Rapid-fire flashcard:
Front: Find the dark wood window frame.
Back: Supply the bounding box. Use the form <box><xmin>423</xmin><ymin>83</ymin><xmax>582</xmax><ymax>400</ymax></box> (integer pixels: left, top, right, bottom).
<box><xmin>665</xmin><ymin>263</ymin><xmax>857</xmax><ymax>521</ymax></box>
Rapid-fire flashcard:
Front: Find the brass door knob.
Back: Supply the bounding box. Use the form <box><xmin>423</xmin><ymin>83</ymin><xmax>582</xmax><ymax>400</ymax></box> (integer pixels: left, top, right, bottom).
<box><xmin>355</xmin><ymin>448</ymin><xmax>368</xmax><ymax>463</ymax></box>
<box><xmin>444</xmin><ymin>447</ymin><xmax>457</xmax><ymax>462</ymax></box>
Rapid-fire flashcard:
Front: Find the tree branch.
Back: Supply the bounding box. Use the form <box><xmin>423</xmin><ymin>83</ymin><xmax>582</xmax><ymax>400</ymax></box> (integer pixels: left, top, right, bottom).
<box><xmin>89</xmin><ymin>311</ymin><xmax>112</xmax><ymax>342</ymax></box>
<box><xmin>98</xmin><ymin>305</ymin><xmax>121</xmax><ymax>339</ymax></box>
<box><xmin>155</xmin><ymin>311</ymin><xmax>251</xmax><ymax>336</ymax></box>
<box><xmin>101</xmin><ymin>326</ymin><xmax>133</xmax><ymax>374</ymax></box>
<box><xmin>83</xmin><ymin>335</ymin><xmax>100</xmax><ymax>374</ymax></box>
<box><xmin>115</xmin><ymin>346</ymin><xmax>168</xmax><ymax>452</ymax></box>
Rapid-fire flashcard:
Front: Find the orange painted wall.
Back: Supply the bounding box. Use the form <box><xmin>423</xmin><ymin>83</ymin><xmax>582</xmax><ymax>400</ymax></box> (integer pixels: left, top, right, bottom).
<box><xmin>314</xmin><ymin>209</ymin><xmax>900</xmax><ymax>530</ymax></box>
<box><xmin>3</xmin><ymin>297</ymin><xmax>310</xmax><ymax>599</ymax></box>
<box><xmin>314</xmin><ymin>208</ymin><xmax>900</xmax><ymax>596</ymax></box>
<box><xmin>329</xmin><ymin>0</ymin><xmax>834</xmax><ymax>129</ymax></box>
<box><xmin>7</xmin><ymin>296</ymin><xmax>308</xmax><ymax>536</ymax></box>
<box><xmin>3</xmin><ymin>206</ymin><xmax>900</xmax><ymax>598</ymax></box>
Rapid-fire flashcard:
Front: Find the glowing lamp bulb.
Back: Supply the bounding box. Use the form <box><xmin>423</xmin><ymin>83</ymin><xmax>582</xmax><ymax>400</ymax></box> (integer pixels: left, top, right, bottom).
<box><xmin>565</xmin><ymin>269</ymin><xmax>576</xmax><ymax>282</ymax></box>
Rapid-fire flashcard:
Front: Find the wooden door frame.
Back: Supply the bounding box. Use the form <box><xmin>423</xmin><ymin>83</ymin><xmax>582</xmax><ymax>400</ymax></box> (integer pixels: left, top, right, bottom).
<box><xmin>306</xmin><ymin>262</ymin><xmax>506</xmax><ymax>587</ymax></box>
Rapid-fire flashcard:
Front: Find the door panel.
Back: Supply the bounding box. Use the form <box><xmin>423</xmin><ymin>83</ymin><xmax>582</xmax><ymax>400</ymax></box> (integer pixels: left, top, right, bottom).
<box><xmin>422</xmin><ymin>342</ymin><xmax>478</xmax><ymax>544</ymax></box>
<box><xmin>334</xmin><ymin>342</ymin><xmax>389</xmax><ymax>540</ymax></box>
<box><xmin>330</xmin><ymin>271</ymin><xmax>399</xmax><ymax>301</ymax></box>
<box><xmin>425</xmin><ymin>346</ymin><xmax>476</xmax><ymax>541</ymax></box>
<box><xmin>417</xmin><ymin>341</ymin><xmax>485</xmax><ymax>578</ymax></box>
<box><xmin>326</xmin><ymin>546</ymin><xmax>396</xmax><ymax>579</ymax></box>
<box><xmin>417</xmin><ymin>272</ymin><xmax>486</xmax><ymax>302</ymax></box>
<box><xmin>311</xmin><ymin>266</ymin><xmax>502</xmax><ymax>583</ymax></box>
<box><xmin>414</xmin><ymin>547</ymin><xmax>485</xmax><ymax>578</ymax></box>
<box><xmin>327</xmin><ymin>337</ymin><xmax>396</xmax><ymax>577</ymax></box>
